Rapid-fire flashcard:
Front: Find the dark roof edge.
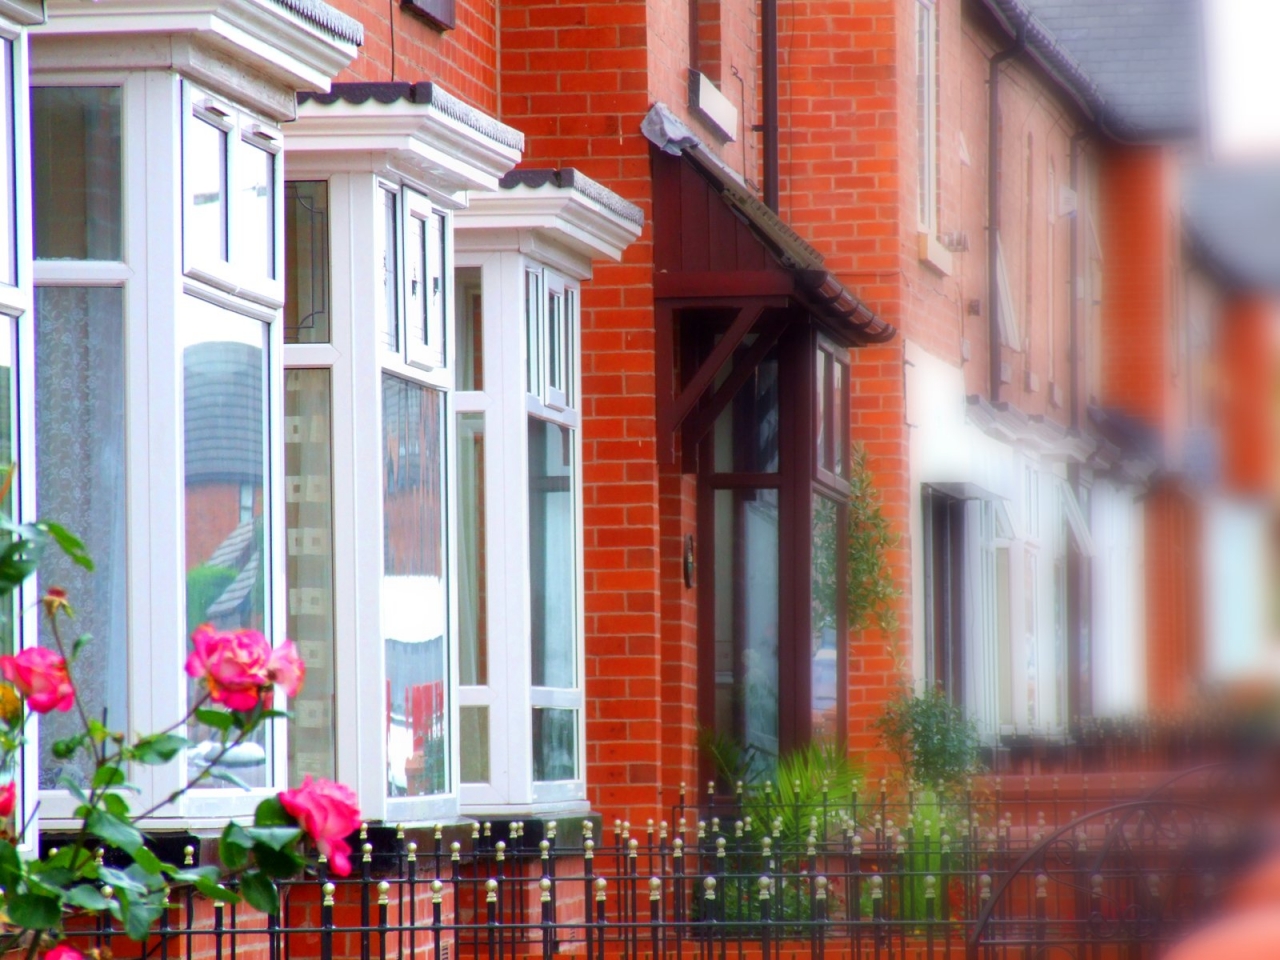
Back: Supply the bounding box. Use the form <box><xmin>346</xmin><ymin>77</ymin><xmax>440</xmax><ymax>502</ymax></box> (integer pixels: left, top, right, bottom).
<box><xmin>269</xmin><ymin>0</ymin><xmax>363</xmax><ymax>46</ymax></box>
<box><xmin>299</xmin><ymin>82</ymin><xmax>525</xmax><ymax>152</ymax></box>
<box><xmin>499</xmin><ymin>168</ymin><xmax>644</xmax><ymax>227</ymax></box>
<box><xmin>640</xmin><ymin>103</ymin><xmax>895</xmax><ymax>346</ymax></box>
<box><xmin>977</xmin><ymin>0</ymin><xmax>1198</xmax><ymax>143</ymax></box>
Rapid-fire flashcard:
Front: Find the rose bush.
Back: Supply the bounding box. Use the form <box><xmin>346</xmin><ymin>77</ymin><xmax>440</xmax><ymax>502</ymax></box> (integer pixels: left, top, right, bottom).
<box><xmin>0</xmin><ymin>512</ymin><xmax>361</xmax><ymax>960</ymax></box>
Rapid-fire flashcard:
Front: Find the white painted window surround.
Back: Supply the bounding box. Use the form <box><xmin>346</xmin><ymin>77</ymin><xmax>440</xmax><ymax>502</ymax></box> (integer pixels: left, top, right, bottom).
<box><xmin>21</xmin><ymin>0</ymin><xmax>355</xmax><ymax>831</ymax></box>
<box><xmin>452</xmin><ymin>179</ymin><xmax>640</xmax><ymax>816</ymax></box>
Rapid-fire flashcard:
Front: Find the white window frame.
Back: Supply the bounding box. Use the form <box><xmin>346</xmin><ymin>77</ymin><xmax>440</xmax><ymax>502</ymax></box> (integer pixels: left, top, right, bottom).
<box><xmin>915</xmin><ymin>0</ymin><xmax>938</xmax><ymax>235</ymax></box>
<box><xmin>29</xmin><ymin>70</ymin><xmax>289</xmax><ymax>829</ymax></box>
<box><xmin>454</xmin><ymin>251</ymin><xmax>586</xmax><ymax>813</ymax></box>
<box><xmin>181</xmin><ymin>81</ymin><xmax>284</xmax><ymax>310</ymax></box>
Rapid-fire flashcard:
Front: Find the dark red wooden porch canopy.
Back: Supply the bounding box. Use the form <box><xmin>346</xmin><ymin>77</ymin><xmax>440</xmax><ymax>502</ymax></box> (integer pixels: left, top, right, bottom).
<box><xmin>644</xmin><ymin>104</ymin><xmax>896</xmax><ymax>464</ymax></box>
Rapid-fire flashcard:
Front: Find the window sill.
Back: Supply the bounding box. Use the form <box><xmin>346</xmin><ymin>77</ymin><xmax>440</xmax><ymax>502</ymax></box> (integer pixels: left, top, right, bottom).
<box><xmin>917</xmin><ymin>231</ymin><xmax>953</xmax><ymax>276</ymax></box>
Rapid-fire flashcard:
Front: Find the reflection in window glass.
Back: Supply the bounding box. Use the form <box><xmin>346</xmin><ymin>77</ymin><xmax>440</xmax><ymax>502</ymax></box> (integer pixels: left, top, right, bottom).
<box><xmin>187</xmin><ymin>114</ymin><xmax>228</xmax><ymax>264</ymax></box>
<box><xmin>455</xmin><ymin>267</ymin><xmax>482</xmax><ymax>390</ymax></box>
<box><xmin>712</xmin><ymin>346</ymin><xmax>779</xmax><ymax>473</ymax></box>
<box><xmin>810</xmin><ymin>495</ymin><xmax>840</xmax><ymax>742</ymax></box>
<box><xmin>833</xmin><ymin>360</ymin><xmax>846</xmax><ymax>478</ymax></box>
<box><xmin>182</xmin><ymin>302</ymin><xmax>268</xmax><ymax>788</ymax></box>
<box><xmin>459</xmin><ymin>413</ymin><xmax>487</xmax><ymax>685</ymax></box>
<box><xmin>712</xmin><ymin>487</ymin><xmax>779</xmax><ymax>763</ymax></box>
<box><xmin>382</xmin><ymin>374</ymin><xmax>448</xmax><ymax>797</ymax></box>
<box><xmin>532</xmin><ymin>707</ymin><xmax>576</xmax><ymax>781</ymax></box>
<box><xmin>815</xmin><ymin>349</ymin><xmax>828</xmax><ymax>469</ymax></box>
<box><xmin>529</xmin><ymin>418</ymin><xmax>575</xmax><ymax>689</ymax></box>
<box><xmin>380</xmin><ymin>190</ymin><xmax>399</xmax><ymax>352</ymax></box>
<box><xmin>32</xmin><ymin>86</ymin><xmax>122</xmax><ymax>261</ymax></box>
<box><xmin>460</xmin><ymin>705</ymin><xmax>489</xmax><ymax>784</ymax></box>
<box><xmin>285</xmin><ymin>369</ymin><xmax>336</xmax><ymax>782</ymax></box>
<box><xmin>284</xmin><ymin>181</ymin><xmax>330</xmax><ymax>344</ymax></box>
<box><xmin>35</xmin><ymin>291</ymin><xmax>127</xmax><ymax>789</ymax></box>
<box><xmin>239</xmin><ymin>139</ymin><xmax>274</xmax><ymax>278</ymax></box>
<box><xmin>548</xmin><ymin>290</ymin><xmax>563</xmax><ymax>393</ymax></box>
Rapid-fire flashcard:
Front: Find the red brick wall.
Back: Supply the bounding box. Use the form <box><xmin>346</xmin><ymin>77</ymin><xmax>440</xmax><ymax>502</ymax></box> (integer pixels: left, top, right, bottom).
<box><xmin>327</xmin><ymin>0</ymin><xmax>499</xmax><ymax>113</ymax></box>
<box><xmin>1220</xmin><ymin>296</ymin><xmax>1279</xmax><ymax>497</ymax></box>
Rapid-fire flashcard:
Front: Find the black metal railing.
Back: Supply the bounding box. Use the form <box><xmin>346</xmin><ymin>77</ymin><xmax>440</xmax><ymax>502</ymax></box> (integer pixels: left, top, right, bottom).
<box><xmin>60</xmin><ymin>779</ymin><xmax>1259</xmax><ymax>960</ymax></box>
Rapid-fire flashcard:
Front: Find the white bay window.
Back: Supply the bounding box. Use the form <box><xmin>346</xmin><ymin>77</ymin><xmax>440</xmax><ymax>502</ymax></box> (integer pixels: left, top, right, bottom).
<box><xmin>24</xmin><ymin>0</ymin><xmax>358</xmax><ymax>827</ymax></box>
<box><xmin>454</xmin><ymin>169</ymin><xmax>641</xmax><ymax>813</ymax></box>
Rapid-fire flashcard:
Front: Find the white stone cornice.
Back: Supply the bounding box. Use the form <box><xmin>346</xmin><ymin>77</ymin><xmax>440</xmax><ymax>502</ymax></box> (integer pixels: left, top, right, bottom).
<box><xmin>0</xmin><ymin>0</ymin><xmax>42</xmax><ymax>27</ymax></box>
<box><xmin>456</xmin><ymin>182</ymin><xmax>644</xmax><ymax>278</ymax></box>
<box><xmin>285</xmin><ymin>97</ymin><xmax>523</xmax><ymax>208</ymax></box>
<box><xmin>31</xmin><ymin>0</ymin><xmax>357</xmax><ymax>111</ymax></box>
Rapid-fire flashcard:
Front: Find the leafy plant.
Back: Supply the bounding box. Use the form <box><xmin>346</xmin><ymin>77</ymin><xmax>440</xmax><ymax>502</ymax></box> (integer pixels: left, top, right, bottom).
<box><xmin>0</xmin><ymin>479</ymin><xmax>362</xmax><ymax>958</ymax></box>
<box><xmin>847</xmin><ymin>443</ymin><xmax>901</xmax><ymax>636</ymax></box>
<box><xmin>875</xmin><ymin>688</ymin><xmax>981</xmax><ymax>796</ymax></box>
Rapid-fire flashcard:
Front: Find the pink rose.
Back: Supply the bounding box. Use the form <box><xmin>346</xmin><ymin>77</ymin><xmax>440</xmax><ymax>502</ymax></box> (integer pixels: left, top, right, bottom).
<box><xmin>184</xmin><ymin>625</ymin><xmax>272</xmax><ymax>711</ymax></box>
<box><xmin>267</xmin><ymin>641</ymin><xmax>305</xmax><ymax>699</ymax></box>
<box><xmin>0</xmin><ymin>647</ymin><xmax>74</xmax><ymax>713</ymax></box>
<box><xmin>279</xmin><ymin>777</ymin><xmax>361</xmax><ymax>876</ymax></box>
<box><xmin>45</xmin><ymin>946</ymin><xmax>83</xmax><ymax>960</ymax></box>
<box><xmin>0</xmin><ymin>781</ymin><xmax>15</xmax><ymax>818</ymax></box>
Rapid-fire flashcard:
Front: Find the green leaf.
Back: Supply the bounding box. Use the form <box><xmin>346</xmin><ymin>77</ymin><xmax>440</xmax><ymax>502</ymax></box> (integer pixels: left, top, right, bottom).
<box><xmin>123</xmin><ymin>897</ymin><xmax>164</xmax><ymax>940</ymax></box>
<box><xmin>165</xmin><ymin>865</ymin><xmax>220</xmax><ymax>884</ymax></box>
<box><xmin>7</xmin><ymin>892</ymin><xmax>62</xmax><ymax>928</ymax></box>
<box><xmin>0</xmin><ymin>538</ymin><xmax>42</xmax><ymax>591</ymax></box>
<box><xmin>56</xmin><ymin>775</ymin><xmax>88</xmax><ymax>804</ymax></box>
<box><xmin>99</xmin><ymin>865</ymin><xmax>147</xmax><ymax>896</ymax></box>
<box><xmin>219</xmin><ymin>823</ymin><xmax>252</xmax><ymax>872</ymax></box>
<box><xmin>64</xmin><ymin>884</ymin><xmax>111</xmax><ymax>911</ymax></box>
<box><xmin>244</xmin><ymin>826</ymin><xmax>301</xmax><ymax>852</ymax></box>
<box><xmin>102</xmin><ymin>793</ymin><xmax>131</xmax><ymax>818</ymax></box>
<box><xmin>132</xmin><ymin>733</ymin><xmax>190</xmax><ymax>766</ymax></box>
<box><xmin>0</xmin><ymin>840</ymin><xmax>21</xmax><ymax>889</ymax></box>
<box><xmin>131</xmin><ymin>845</ymin><xmax>164</xmax><ymax>876</ymax></box>
<box><xmin>253</xmin><ymin>796</ymin><xmax>293</xmax><ymax>828</ymax></box>
<box><xmin>193</xmin><ymin>876</ymin><xmax>239</xmax><ymax>905</ymax></box>
<box><xmin>88</xmin><ymin>808</ymin><xmax>144</xmax><ymax>855</ymax></box>
<box><xmin>209</xmin><ymin>768</ymin><xmax>250</xmax><ymax>791</ymax></box>
<box><xmin>194</xmin><ymin>708</ymin><xmax>235</xmax><ymax>733</ymax></box>
<box><xmin>38</xmin><ymin>521</ymin><xmax>94</xmax><ymax>571</ymax></box>
<box><xmin>251</xmin><ymin>842</ymin><xmax>303</xmax><ymax>880</ymax></box>
<box><xmin>238</xmin><ymin>870</ymin><xmax>279</xmax><ymax>915</ymax></box>
<box><xmin>92</xmin><ymin>764</ymin><xmax>128</xmax><ymax>789</ymax></box>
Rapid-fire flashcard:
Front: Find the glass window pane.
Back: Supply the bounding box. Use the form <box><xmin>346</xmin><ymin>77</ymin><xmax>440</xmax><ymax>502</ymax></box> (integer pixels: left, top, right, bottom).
<box><xmin>833</xmin><ymin>359</ymin><xmax>847</xmax><ymax>478</ymax></box>
<box><xmin>529</xmin><ymin>417</ymin><xmax>575</xmax><ymax>689</ymax></box>
<box><xmin>815</xmin><ymin>349</ymin><xmax>829</xmax><ymax>471</ymax></box>
<box><xmin>427</xmin><ymin>211</ymin><xmax>445</xmax><ymax>354</ymax></box>
<box><xmin>460</xmin><ymin>705</ymin><xmax>489</xmax><ymax>783</ymax></box>
<box><xmin>186</xmin><ymin>114</ymin><xmax>228</xmax><ymax>264</ymax></box>
<box><xmin>525</xmin><ymin>270</ymin><xmax>541</xmax><ymax>394</ymax></box>
<box><xmin>548</xmin><ymin>290</ymin><xmax>563</xmax><ymax>393</ymax></box>
<box><xmin>712</xmin><ymin>345</ymin><xmax>779</xmax><ymax>473</ymax></box>
<box><xmin>532</xmin><ymin>707</ymin><xmax>576</xmax><ymax>781</ymax></box>
<box><xmin>455</xmin><ymin>267</ymin><xmax>482</xmax><ymax>390</ymax></box>
<box><xmin>382</xmin><ymin>374</ymin><xmax>448</xmax><ymax>797</ymax></box>
<box><xmin>32</xmin><ymin>86</ymin><xmax>122</xmax><ymax>261</ymax></box>
<box><xmin>35</xmin><ymin>290</ymin><xmax>126</xmax><ymax>790</ymax></box>
<box><xmin>0</xmin><ymin>42</ymin><xmax>14</xmax><ymax>285</ymax></box>
<box><xmin>811</xmin><ymin>495</ymin><xmax>841</xmax><ymax>742</ymax></box>
<box><xmin>183</xmin><ymin>302</ymin><xmax>269</xmax><ymax>788</ymax></box>
<box><xmin>285</xmin><ymin>369</ymin><xmax>336</xmax><ymax>783</ymax></box>
<box><xmin>459</xmin><ymin>413</ymin><xmax>487</xmax><ymax>686</ymax></box>
<box><xmin>712</xmin><ymin>488</ymin><xmax>779</xmax><ymax>764</ymax></box>
<box><xmin>239</xmin><ymin>138</ymin><xmax>274</xmax><ymax>278</ymax></box>
<box><xmin>284</xmin><ymin>181</ymin><xmax>330</xmax><ymax>344</ymax></box>
<box><xmin>380</xmin><ymin>190</ymin><xmax>399</xmax><ymax>352</ymax></box>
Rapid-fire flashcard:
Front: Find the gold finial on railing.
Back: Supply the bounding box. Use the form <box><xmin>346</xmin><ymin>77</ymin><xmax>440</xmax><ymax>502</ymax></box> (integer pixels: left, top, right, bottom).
<box><xmin>702</xmin><ymin>877</ymin><xmax>716</xmax><ymax>902</ymax></box>
<box><xmin>378</xmin><ymin>881</ymin><xmax>390</xmax><ymax>906</ymax></box>
<box><xmin>397</xmin><ymin>825</ymin><xmax>405</xmax><ymax>842</ymax></box>
<box><xmin>807</xmin><ymin>835</ymin><xmax>817</xmax><ymax>857</ymax></box>
<box><xmin>1036</xmin><ymin>875</ymin><xmax>1049</xmax><ymax>899</ymax></box>
<box><xmin>472</xmin><ymin>823</ymin><xmax>481</xmax><ymax>841</ymax></box>
<box><xmin>433</xmin><ymin>823</ymin><xmax>442</xmax><ymax>841</ymax></box>
<box><xmin>360</xmin><ymin>822</ymin><xmax>368</xmax><ymax>842</ymax></box>
<box><xmin>184</xmin><ymin>845</ymin><xmax>195</xmax><ymax>867</ymax></box>
<box><xmin>1091</xmin><ymin>875</ymin><xmax>1104</xmax><ymax>897</ymax></box>
<box><xmin>648</xmin><ymin>877</ymin><xmax>661</xmax><ymax>901</ymax></box>
<box><xmin>483</xmin><ymin>821</ymin><xmax>492</xmax><ymax>838</ymax></box>
<box><xmin>362</xmin><ymin>843</ymin><xmax>373</xmax><ymax>864</ymax></box>
<box><xmin>757</xmin><ymin>876</ymin><xmax>771</xmax><ymax>901</ymax></box>
<box><xmin>583</xmin><ymin>819</ymin><xmax>593</xmax><ymax>841</ymax></box>
<box><xmin>715</xmin><ymin>837</ymin><xmax>725</xmax><ymax>859</ymax></box>
<box><xmin>672</xmin><ymin>838</ymin><xmax>683</xmax><ymax>859</ymax></box>
<box><xmin>659</xmin><ymin>820</ymin><xmax>668</xmax><ymax>840</ymax></box>
<box><xmin>584</xmin><ymin>839</ymin><xmax>595</xmax><ymax>861</ymax></box>
<box><xmin>539</xmin><ymin>878</ymin><xmax>552</xmax><ymax>904</ymax></box>
<box><xmin>734</xmin><ymin>820</ymin><xmax>744</xmax><ymax>838</ymax></box>
<box><xmin>431</xmin><ymin>879</ymin><xmax>443</xmax><ymax>904</ymax></box>
<box><xmin>815</xmin><ymin>876</ymin><xmax>828</xmax><ymax>901</ymax></box>
<box><xmin>451</xmin><ymin>841</ymin><xmax>461</xmax><ymax>862</ymax></box>
<box><xmin>539</xmin><ymin>840</ymin><xmax>550</xmax><ymax>860</ymax></box>
<box><xmin>979</xmin><ymin>875</ymin><xmax>992</xmax><ymax>902</ymax></box>
<box><xmin>869</xmin><ymin>875</ymin><xmax>882</xmax><ymax>901</ymax></box>
<box><xmin>628</xmin><ymin>838</ymin><xmax>638</xmax><ymax>859</ymax></box>
<box><xmin>595</xmin><ymin>877</ymin><xmax>608</xmax><ymax>902</ymax></box>
<box><xmin>485</xmin><ymin>879</ymin><xmax>498</xmax><ymax>903</ymax></box>
<box><xmin>924</xmin><ymin>876</ymin><xmax>936</xmax><ymax>901</ymax></box>
<box><xmin>495</xmin><ymin>840</ymin><xmax>505</xmax><ymax>862</ymax></box>
<box><xmin>102</xmin><ymin>885</ymin><xmax>115</xmax><ymax>903</ymax></box>
<box><xmin>710</xmin><ymin>817</ymin><xmax>720</xmax><ymax>834</ymax></box>
<box><xmin>407</xmin><ymin>841</ymin><xmax>418</xmax><ymax>862</ymax></box>
<box><xmin>322</xmin><ymin>883</ymin><xmax>336</xmax><ymax>907</ymax></box>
